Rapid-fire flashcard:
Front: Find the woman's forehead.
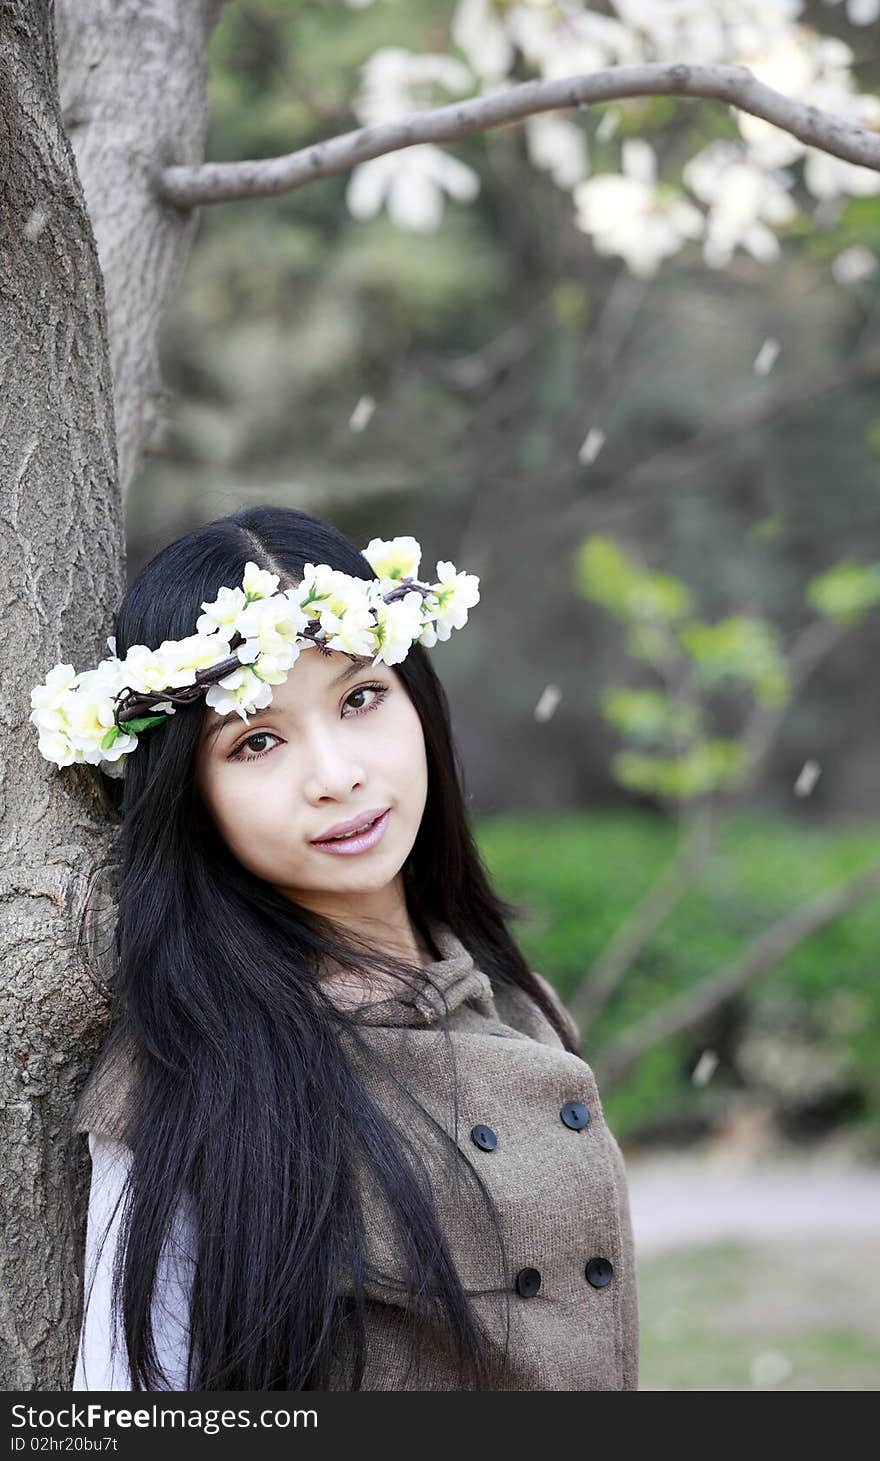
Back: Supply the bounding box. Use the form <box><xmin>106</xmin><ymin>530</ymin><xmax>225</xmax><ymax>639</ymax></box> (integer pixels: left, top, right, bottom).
<box><xmin>199</xmin><ymin>647</ymin><xmax>376</xmax><ymax>739</ymax></box>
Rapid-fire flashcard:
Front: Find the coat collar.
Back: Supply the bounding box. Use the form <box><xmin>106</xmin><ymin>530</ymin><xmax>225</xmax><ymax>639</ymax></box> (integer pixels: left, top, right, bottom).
<box><xmin>348</xmin><ymin>919</ymin><xmax>497</xmax><ymax>1028</ymax></box>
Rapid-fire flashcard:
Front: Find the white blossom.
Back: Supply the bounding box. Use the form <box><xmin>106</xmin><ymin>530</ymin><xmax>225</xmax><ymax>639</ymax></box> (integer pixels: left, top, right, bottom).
<box><xmin>353</xmin><ymin>46</ymin><xmax>474</xmax><ymax>127</ymax></box>
<box><xmin>507</xmin><ymin>1</ymin><xmax>644</xmax><ymax>78</ymax></box>
<box><xmin>362</xmin><ymin>535</ymin><xmax>422</xmax><ymax>581</ymax></box>
<box><xmin>196</xmin><ymin>583</ymin><xmax>247</xmax><ymax>639</ymax></box>
<box><xmin>831</xmin><ymin>244</ymin><xmax>878</xmax><ymax>285</ymax></box>
<box><xmin>845</xmin><ymin>0</ymin><xmax>880</xmax><ymax>25</ymax></box>
<box><xmin>573</xmin><ymin>138</ymin><xmax>704</xmax><ymax>277</ymax></box>
<box><xmin>233</xmin><ymin>597</ymin><xmax>311</xmax><ymax>677</ymax></box>
<box><xmin>343</xmin><ymin>1</ymin><xmax>880</xmax><ymax>270</ymax></box>
<box><xmin>205</xmin><ymin>665</ymin><xmax>277</xmax><ymax>722</ymax></box>
<box><xmin>525</xmin><ymin>112</ymin><xmax>590</xmax><ymax>189</ymax></box>
<box><xmin>372</xmin><ymin>590</ymin><xmax>428</xmax><ymax>664</ymax></box>
<box><xmin>346</xmin><ymin>144</ymin><xmax>480</xmax><ymax>232</ymax></box>
<box><xmin>241</xmin><ymin>561</ymin><xmax>281</xmax><ymax>600</ymax></box>
<box><xmin>452</xmin><ymin>0</ymin><xmax>515</xmax><ymax>83</ymax></box>
<box><xmin>419</xmin><ymin>561</ymin><xmax>481</xmax><ymax>644</ymax></box>
<box><xmin>29</xmin><ymin>660</ymin><xmax>138</xmax><ymax>771</ymax></box>
<box><xmin>682</xmin><ymin>141</ymin><xmax>797</xmax><ymax>268</ymax></box>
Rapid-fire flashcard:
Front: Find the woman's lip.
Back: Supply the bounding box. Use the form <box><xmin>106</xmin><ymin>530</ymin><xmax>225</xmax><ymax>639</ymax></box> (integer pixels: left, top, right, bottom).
<box><xmin>310</xmin><ymin>808</ymin><xmax>391</xmax><ymax>855</ymax></box>
<box><xmin>311</xmin><ymin>806</ymin><xmax>390</xmax><ymax>841</ymax></box>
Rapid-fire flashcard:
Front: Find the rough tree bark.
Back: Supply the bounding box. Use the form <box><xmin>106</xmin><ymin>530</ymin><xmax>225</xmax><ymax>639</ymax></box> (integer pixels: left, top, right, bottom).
<box><xmin>54</xmin><ymin>0</ymin><xmax>220</xmax><ymax>499</ymax></box>
<box><xmin>0</xmin><ymin>0</ymin><xmax>222</xmax><ymax>1391</ymax></box>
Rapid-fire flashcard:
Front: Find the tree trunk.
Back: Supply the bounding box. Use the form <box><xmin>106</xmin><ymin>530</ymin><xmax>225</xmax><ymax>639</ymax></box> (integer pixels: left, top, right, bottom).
<box><xmin>54</xmin><ymin>0</ymin><xmax>218</xmax><ymax>501</ymax></box>
<box><xmin>0</xmin><ymin>0</ymin><xmax>220</xmax><ymax>1390</ymax></box>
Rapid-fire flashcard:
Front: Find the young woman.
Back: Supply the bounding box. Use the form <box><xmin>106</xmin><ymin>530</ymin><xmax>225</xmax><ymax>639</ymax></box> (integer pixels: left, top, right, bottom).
<box><xmin>46</xmin><ymin>504</ymin><xmax>639</xmax><ymax>1391</ymax></box>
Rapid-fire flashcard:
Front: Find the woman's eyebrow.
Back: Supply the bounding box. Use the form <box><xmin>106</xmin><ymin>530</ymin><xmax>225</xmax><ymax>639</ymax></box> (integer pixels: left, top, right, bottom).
<box><xmin>202</xmin><ymin>656</ymin><xmax>373</xmax><ymax>746</ymax></box>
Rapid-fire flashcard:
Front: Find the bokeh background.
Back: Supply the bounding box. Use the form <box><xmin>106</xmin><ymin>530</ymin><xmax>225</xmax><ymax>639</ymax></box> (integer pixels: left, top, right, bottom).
<box><xmin>124</xmin><ymin>0</ymin><xmax>880</xmax><ymax>1389</ymax></box>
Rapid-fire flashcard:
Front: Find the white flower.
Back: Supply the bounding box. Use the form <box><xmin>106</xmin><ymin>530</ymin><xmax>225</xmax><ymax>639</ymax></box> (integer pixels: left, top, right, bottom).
<box><xmin>362</xmin><ymin>535</ymin><xmax>422</xmax><ymax>582</ymax></box>
<box><xmin>831</xmin><ymin>244</ymin><xmax>878</xmax><ymax>285</ymax></box>
<box><xmin>233</xmin><ymin>596</ymin><xmax>309</xmax><ymax>675</ymax></box>
<box><xmin>29</xmin><ymin>663</ymin><xmax>79</xmax><ymax>729</ymax></box>
<box><xmin>318</xmin><ymin>599</ymin><xmax>379</xmax><ymax>658</ymax></box>
<box><xmin>63</xmin><ymin>676</ymin><xmax>131</xmax><ymax>766</ymax></box>
<box><xmin>28</xmin><ymin>680</ymin><xmax>80</xmax><ymax>766</ymax></box>
<box><xmin>242</xmin><ymin>561</ymin><xmax>281</xmax><ymax>601</ymax></box>
<box><xmin>353</xmin><ymin>46</ymin><xmax>474</xmax><ymax>127</ymax></box>
<box><xmin>346</xmin><ymin>46</ymin><xmax>479</xmax><ymax>233</ymax></box>
<box><xmin>420</xmin><ymin>561</ymin><xmax>481</xmax><ymax>644</ymax></box>
<box><xmin>29</xmin><ymin>659</ymin><xmax>141</xmax><ymax>770</ymax></box>
<box><xmin>846</xmin><ymin>0</ymin><xmax>880</xmax><ymax>25</ymax></box>
<box><xmin>205</xmin><ymin>665</ymin><xmax>276</xmax><ymax>722</ymax></box>
<box><xmin>196</xmin><ymin>584</ymin><xmax>247</xmax><ymax>639</ymax></box>
<box><xmin>507</xmin><ymin>1</ymin><xmax>643</xmax><ymax>79</ymax></box>
<box><xmin>734</xmin><ymin>25</ymin><xmax>873</xmax><ymax>183</ymax></box>
<box><xmin>296</xmin><ymin>565</ymin><xmax>370</xmax><ymax>625</ymax></box>
<box><xmin>346</xmin><ymin>144</ymin><xmax>480</xmax><ymax>233</ymax></box>
<box><xmin>525</xmin><ymin>113</ymin><xmax>589</xmax><ymax>190</ymax></box>
<box><xmin>371</xmin><ymin>591</ymin><xmax>426</xmax><ymax>665</ymax></box>
<box><xmin>298</xmin><ymin>568</ymin><xmax>381</xmax><ymax>657</ymax></box>
<box><xmin>451</xmin><ymin>0</ymin><xmax>515</xmax><ymax>83</ymax></box>
<box><xmin>682</xmin><ymin>142</ymin><xmax>797</xmax><ymax>268</ymax></box>
<box><xmin>121</xmin><ymin>643</ymin><xmax>186</xmax><ymax>694</ymax></box>
<box><xmin>126</xmin><ymin>634</ymin><xmax>229</xmax><ymax>693</ymax></box>
<box><xmin>573</xmin><ymin>139</ymin><xmax>704</xmax><ymax>277</ymax></box>
<box><xmin>90</xmin><ymin>654</ymin><xmax>128</xmax><ymax>691</ymax></box>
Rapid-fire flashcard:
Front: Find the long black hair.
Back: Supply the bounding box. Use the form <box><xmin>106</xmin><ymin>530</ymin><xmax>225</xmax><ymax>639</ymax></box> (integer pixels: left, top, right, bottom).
<box><xmin>64</xmin><ymin>504</ymin><xmax>578</xmax><ymax>1390</ymax></box>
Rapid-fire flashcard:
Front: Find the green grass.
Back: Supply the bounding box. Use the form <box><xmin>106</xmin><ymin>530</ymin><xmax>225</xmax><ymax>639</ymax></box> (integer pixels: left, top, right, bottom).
<box><xmin>637</xmin><ymin>1237</ymin><xmax>880</xmax><ymax>1390</ymax></box>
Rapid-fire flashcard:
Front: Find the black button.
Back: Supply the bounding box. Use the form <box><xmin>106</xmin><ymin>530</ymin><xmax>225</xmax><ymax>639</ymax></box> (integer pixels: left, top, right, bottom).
<box><xmin>470</xmin><ymin>1123</ymin><xmax>497</xmax><ymax>1151</ymax></box>
<box><xmin>585</xmin><ymin>1256</ymin><xmax>613</xmax><ymax>1288</ymax></box>
<box><xmin>560</xmin><ymin>1099</ymin><xmax>590</xmax><ymax>1129</ymax></box>
<box><xmin>515</xmin><ymin>1266</ymin><xmax>541</xmax><ymax>1297</ymax></box>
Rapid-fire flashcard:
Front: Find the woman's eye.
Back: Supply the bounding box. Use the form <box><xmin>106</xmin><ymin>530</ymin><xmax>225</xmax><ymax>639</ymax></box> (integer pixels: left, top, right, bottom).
<box><xmin>343</xmin><ymin>683</ymin><xmax>388</xmax><ymax>717</ymax></box>
<box><xmin>229</xmin><ymin>731</ymin><xmax>280</xmax><ymax>762</ymax></box>
<box><xmin>229</xmin><ymin>683</ymin><xmax>388</xmax><ymax>761</ymax></box>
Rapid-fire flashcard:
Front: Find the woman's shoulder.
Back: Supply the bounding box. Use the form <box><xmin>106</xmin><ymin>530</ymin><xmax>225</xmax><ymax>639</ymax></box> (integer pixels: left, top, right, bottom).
<box><xmin>528</xmin><ymin>969</ymin><xmax>582</xmax><ymax>1047</ymax></box>
<box><xmin>491</xmin><ymin>968</ymin><xmax>582</xmax><ymax>1049</ymax></box>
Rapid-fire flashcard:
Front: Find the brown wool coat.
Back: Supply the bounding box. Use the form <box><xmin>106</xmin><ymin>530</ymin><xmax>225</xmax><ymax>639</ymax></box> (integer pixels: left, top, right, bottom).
<box><xmin>72</xmin><ymin>922</ymin><xmax>639</xmax><ymax>1391</ymax></box>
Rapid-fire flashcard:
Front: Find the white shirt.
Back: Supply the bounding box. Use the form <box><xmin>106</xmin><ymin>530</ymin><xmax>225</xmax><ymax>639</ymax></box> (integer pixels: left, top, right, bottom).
<box><xmin>73</xmin><ymin>1131</ymin><xmax>196</xmax><ymax>1390</ymax></box>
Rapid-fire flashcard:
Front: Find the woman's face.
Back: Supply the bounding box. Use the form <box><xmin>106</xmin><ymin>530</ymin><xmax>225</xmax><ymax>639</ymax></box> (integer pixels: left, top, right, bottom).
<box><xmin>194</xmin><ymin>644</ymin><xmax>428</xmax><ymax>922</ymax></box>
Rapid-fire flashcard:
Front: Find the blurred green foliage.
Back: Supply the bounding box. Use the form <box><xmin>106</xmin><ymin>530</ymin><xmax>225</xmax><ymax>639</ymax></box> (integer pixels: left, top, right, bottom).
<box><xmin>572</xmin><ymin>533</ymin><xmax>880</xmax><ymax>804</ymax></box>
<box><xmin>477</xmin><ymin>808</ymin><xmax>880</xmax><ymax>1145</ymax></box>
<box><xmin>806</xmin><ymin>561</ymin><xmax>880</xmax><ymax>627</ymax></box>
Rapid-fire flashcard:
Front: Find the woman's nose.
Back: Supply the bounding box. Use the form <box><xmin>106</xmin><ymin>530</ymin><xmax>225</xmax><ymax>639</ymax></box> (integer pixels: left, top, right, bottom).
<box><xmin>303</xmin><ymin>727</ymin><xmax>365</xmax><ymax>797</ymax></box>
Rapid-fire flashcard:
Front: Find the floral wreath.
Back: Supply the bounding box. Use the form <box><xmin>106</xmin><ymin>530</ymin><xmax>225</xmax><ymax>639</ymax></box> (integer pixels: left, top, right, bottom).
<box><xmin>30</xmin><ymin>536</ymin><xmax>480</xmax><ymax>780</ymax></box>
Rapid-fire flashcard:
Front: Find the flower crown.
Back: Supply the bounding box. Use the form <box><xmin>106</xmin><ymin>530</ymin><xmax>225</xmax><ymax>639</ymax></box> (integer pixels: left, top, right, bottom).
<box><xmin>29</xmin><ymin>536</ymin><xmax>480</xmax><ymax>780</ymax></box>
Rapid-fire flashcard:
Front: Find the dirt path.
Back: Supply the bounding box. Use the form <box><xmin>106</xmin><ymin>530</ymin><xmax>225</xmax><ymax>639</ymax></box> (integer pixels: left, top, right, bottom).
<box><xmin>624</xmin><ymin>1145</ymin><xmax>880</xmax><ymax>1255</ymax></box>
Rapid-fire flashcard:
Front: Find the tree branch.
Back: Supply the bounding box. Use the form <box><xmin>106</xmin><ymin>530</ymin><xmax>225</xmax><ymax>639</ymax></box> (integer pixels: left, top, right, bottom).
<box><xmin>571</xmin><ymin>802</ymin><xmax>715</xmax><ymax>1034</ymax></box>
<box><xmin>155</xmin><ymin>62</ymin><xmax>880</xmax><ymax>208</ymax></box>
<box><xmin>555</xmin><ymin>344</ymin><xmax>880</xmax><ymax>540</ymax></box>
<box><xmin>571</xmin><ymin>613</ymin><xmax>846</xmax><ymax>1032</ymax></box>
<box><xmin>592</xmin><ymin>854</ymin><xmax>880</xmax><ymax>1091</ymax></box>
